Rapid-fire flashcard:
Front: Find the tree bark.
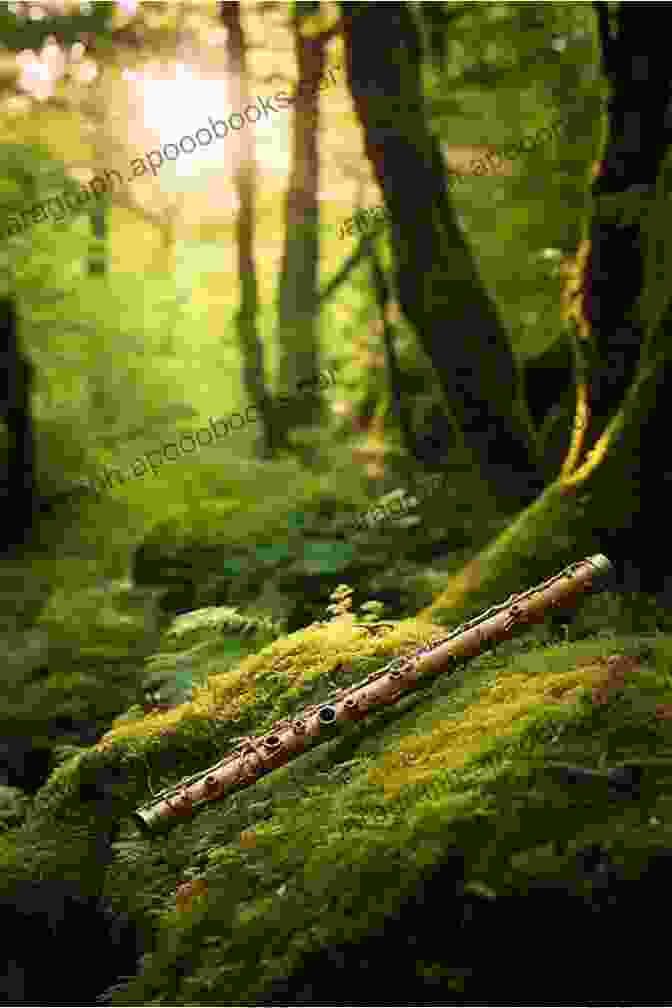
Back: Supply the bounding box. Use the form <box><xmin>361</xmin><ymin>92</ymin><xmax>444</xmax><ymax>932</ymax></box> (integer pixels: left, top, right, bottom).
<box><xmin>421</xmin><ymin>3</ymin><xmax>672</xmax><ymax>621</ymax></box>
<box><xmin>274</xmin><ymin>4</ymin><xmax>326</xmax><ymax>439</ymax></box>
<box><xmin>340</xmin><ymin>1</ymin><xmax>545</xmax><ymax>512</ymax></box>
<box><xmin>367</xmin><ymin>240</ymin><xmax>419</xmax><ymax>469</ymax></box>
<box><xmin>219</xmin><ymin>1</ymin><xmax>275</xmax><ymax>459</ymax></box>
<box><xmin>588</xmin><ymin>4</ymin><xmax>672</xmax><ymax>434</ymax></box>
<box><xmin>87</xmin><ymin>201</ymin><xmax>107</xmax><ymax>276</ymax></box>
<box><xmin>420</xmin><ymin>312</ymin><xmax>670</xmax><ymax>624</ymax></box>
<box><xmin>0</xmin><ymin>297</ymin><xmax>37</xmax><ymax>550</ymax></box>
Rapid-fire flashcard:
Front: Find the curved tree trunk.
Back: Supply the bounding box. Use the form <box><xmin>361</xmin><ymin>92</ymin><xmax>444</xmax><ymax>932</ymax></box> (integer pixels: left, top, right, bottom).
<box><xmin>420</xmin><ymin>321</ymin><xmax>668</xmax><ymax>624</ymax></box>
<box><xmin>422</xmin><ymin>3</ymin><xmax>672</xmax><ymax>622</ymax></box>
<box><xmin>340</xmin><ymin>1</ymin><xmax>545</xmax><ymax>513</ymax></box>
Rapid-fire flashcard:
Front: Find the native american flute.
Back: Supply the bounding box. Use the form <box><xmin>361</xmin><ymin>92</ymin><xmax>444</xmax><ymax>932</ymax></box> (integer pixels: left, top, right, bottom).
<box><xmin>133</xmin><ymin>554</ymin><xmax>613</xmax><ymax>834</ymax></box>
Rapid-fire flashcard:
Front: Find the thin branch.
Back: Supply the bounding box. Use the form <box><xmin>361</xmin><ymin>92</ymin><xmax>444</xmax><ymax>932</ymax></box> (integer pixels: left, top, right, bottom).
<box><xmin>368</xmin><ymin>240</ymin><xmax>418</xmax><ymax>466</ymax></box>
<box><xmin>593</xmin><ymin>1</ymin><xmax>618</xmax><ymax>84</ymax></box>
<box><xmin>318</xmin><ymin>222</ymin><xmax>386</xmax><ymax>305</ymax></box>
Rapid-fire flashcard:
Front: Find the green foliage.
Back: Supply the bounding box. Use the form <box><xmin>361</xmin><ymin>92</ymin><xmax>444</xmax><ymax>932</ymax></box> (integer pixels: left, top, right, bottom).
<box><xmin>424</xmin><ymin>3</ymin><xmax>602</xmax><ymax>360</ymax></box>
<box><xmin>0</xmin><ymin>581</ymin><xmax>164</xmax><ymax>784</ymax></box>
<box><xmin>28</xmin><ymin>273</ymin><xmax>200</xmax><ymax>481</ymax></box>
<box><xmin>0</xmin><ymin>3</ymin><xmax>112</xmax><ymax>51</ymax></box>
<box><xmin>160</xmin><ymin>606</ymin><xmax>283</xmax><ymax>653</ymax></box>
<box><xmin>0</xmin><ymin>145</ymin><xmax>214</xmax><ymax>591</ymax></box>
<box><xmin>324</xmin><ymin>583</ymin><xmax>354</xmax><ymax>619</ymax></box>
<box><xmin>139</xmin><ymin>605</ymin><xmax>285</xmax><ymax>709</ymax></box>
<box><xmin>0</xmin><ymin>786</ymin><xmax>30</xmax><ymax>832</ymax></box>
<box><xmin>300</xmin><ymin>539</ymin><xmax>356</xmax><ymax>574</ymax></box>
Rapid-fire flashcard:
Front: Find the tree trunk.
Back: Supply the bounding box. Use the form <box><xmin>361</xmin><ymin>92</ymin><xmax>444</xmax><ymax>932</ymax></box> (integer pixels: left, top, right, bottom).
<box><xmin>87</xmin><ymin>200</ymin><xmax>107</xmax><ymax>276</ymax></box>
<box><xmin>420</xmin><ymin>317</ymin><xmax>669</xmax><ymax>624</ymax></box>
<box><xmin>421</xmin><ymin>3</ymin><xmax>672</xmax><ymax>621</ymax></box>
<box><xmin>587</xmin><ymin>4</ymin><xmax>672</xmax><ymax>435</ymax></box>
<box><xmin>367</xmin><ymin>240</ymin><xmax>419</xmax><ymax>471</ymax></box>
<box><xmin>219</xmin><ymin>1</ymin><xmax>275</xmax><ymax>459</ymax></box>
<box><xmin>274</xmin><ymin>5</ymin><xmax>326</xmax><ymax>440</ymax></box>
<box><xmin>419</xmin><ymin>1</ymin><xmax>448</xmax><ymax>74</ymax></box>
<box><xmin>340</xmin><ymin>1</ymin><xmax>545</xmax><ymax>512</ymax></box>
<box><xmin>0</xmin><ymin>297</ymin><xmax>37</xmax><ymax>550</ymax></box>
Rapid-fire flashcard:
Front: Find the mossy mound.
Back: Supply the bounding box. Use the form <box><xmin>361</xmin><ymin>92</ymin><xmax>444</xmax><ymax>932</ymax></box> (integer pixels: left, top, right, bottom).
<box><xmin>6</xmin><ymin>611</ymin><xmax>672</xmax><ymax>1004</ymax></box>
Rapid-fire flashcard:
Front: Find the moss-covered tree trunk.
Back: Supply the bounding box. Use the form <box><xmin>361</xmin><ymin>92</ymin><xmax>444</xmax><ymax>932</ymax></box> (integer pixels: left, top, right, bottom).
<box><xmin>421</xmin><ymin>357</ymin><xmax>659</xmax><ymax>624</ymax></box>
<box><xmin>423</xmin><ymin>3</ymin><xmax>672</xmax><ymax>621</ymax></box>
<box><xmin>341</xmin><ymin>2</ymin><xmax>544</xmax><ymax>512</ymax></box>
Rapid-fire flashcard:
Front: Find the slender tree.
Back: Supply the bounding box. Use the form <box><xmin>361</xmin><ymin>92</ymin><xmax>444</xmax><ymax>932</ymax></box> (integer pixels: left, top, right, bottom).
<box><xmin>219</xmin><ymin>0</ymin><xmax>275</xmax><ymax>458</ymax></box>
<box><xmin>274</xmin><ymin>3</ymin><xmax>340</xmax><ymax>441</ymax></box>
<box><xmin>367</xmin><ymin>239</ymin><xmax>419</xmax><ymax>475</ymax></box>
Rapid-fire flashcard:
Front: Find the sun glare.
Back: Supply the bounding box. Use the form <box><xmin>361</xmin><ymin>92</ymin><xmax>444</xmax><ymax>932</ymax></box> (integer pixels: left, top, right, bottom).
<box><xmin>126</xmin><ymin>61</ymin><xmax>290</xmax><ymax>192</ymax></box>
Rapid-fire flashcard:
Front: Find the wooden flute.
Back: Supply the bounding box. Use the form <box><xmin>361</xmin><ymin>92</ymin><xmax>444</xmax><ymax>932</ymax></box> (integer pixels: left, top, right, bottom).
<box><xmin>133</xmin><ymin>554</ymin><xmax>613</xmax><ymax>834</ymax></box>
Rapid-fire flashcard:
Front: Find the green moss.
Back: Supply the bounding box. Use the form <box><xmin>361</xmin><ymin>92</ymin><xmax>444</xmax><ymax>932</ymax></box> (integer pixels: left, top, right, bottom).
<box><xmin>7</xmin><ymin>614</ymin><xmax>672</xmax><ymax>1004</ymax></box>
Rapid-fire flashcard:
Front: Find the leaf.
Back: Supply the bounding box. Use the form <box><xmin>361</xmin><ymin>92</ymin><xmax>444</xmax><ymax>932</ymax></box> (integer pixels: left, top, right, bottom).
<box><xmin>253</xmin><ymin>543</ymin><xmax>294</xmax><ymax>566</ymax></box>
<box><xmin>300</xmin><ymin>540</ymin><xmax>356</xmax><ymax>574</ymax></box>
<box><xmin>287</xmin><ymin>511</ymin><xmax>307</xmax><ymax>530</ymax></box>
<box><xmin>171</xmin><ymin>664</ymin><xmax>193</xmax><ymax>693</ymax></box>
<box><xmin>221</xmin><ymin>559</ymin><xmax>244</xmax><ymax>576</ymax></box>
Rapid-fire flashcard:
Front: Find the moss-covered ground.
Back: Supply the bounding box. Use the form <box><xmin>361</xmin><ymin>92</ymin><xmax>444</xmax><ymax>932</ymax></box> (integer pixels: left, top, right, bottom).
<box><xmin>4</xmin><ymin>591</ymin><xmax>672</xmax><ymax>1003</ymax></box>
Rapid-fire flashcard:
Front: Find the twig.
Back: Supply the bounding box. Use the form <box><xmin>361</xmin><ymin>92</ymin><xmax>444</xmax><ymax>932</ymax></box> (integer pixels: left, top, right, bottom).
<box><xmin>318</xmin><ymin>226</ymin><xmax>385</xmax><ymax>305</ymax></box>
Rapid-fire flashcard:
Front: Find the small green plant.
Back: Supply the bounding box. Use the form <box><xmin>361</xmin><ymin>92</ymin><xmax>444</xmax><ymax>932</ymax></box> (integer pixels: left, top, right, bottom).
<box><xmin>357</xmin><ymin>600</ymin><xmax>386</xmax><ymax>623</ymax></box>
<box><xmin>325</xmin><ymin>584</ymin><xmax>354</xmax><ymax>620</ymax></box>
<box><xmin>324</xmin><ymin>586</ymin><xmax>387</xmax><ymax>625</ymax></box>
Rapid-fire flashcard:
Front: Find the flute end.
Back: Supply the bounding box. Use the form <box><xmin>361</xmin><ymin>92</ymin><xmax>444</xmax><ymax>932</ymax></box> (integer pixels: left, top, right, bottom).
<box><xmin>132</xmin><ymin>805</ymin><xmax>176</xmax><ymax>836</ymax></box>
<box><xmin>131</xmin><ymin>809</ymin><xmax>155</xmax><ymax>835</ymax></box>
<box><xmin>587</xmin><ymin>553</ymin><xmax>614</xmax><ymax>591</ymax></box>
